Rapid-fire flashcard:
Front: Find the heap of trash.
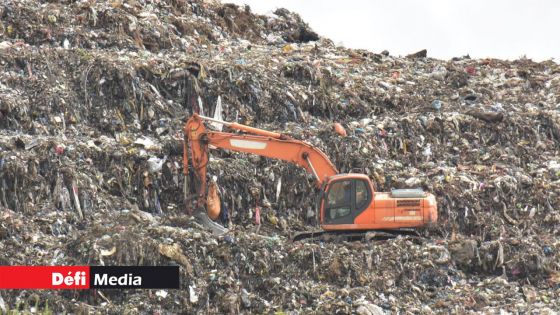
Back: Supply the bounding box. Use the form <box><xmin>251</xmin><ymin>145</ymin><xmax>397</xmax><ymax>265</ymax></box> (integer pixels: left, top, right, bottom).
<box><xmin>1</xmin><ymin>0</ymin><xmax>559</xmax><ymax>313</ymax></box>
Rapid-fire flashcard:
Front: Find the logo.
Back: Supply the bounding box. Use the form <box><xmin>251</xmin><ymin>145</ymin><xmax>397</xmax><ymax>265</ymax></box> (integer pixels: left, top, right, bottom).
<box><xmin>0</xmin><ymin>266</ymin><xmax>179</xmax><ymax>289</ymax></box>
<box><xmin>94</xmin><ymin>273</ymin><xmax>142</xmax><ymax>286</ymax></box>
<box><xmin>52</xmin><ymin>271</ymin><xmax>87</xmax><ymax>286</ymax></box>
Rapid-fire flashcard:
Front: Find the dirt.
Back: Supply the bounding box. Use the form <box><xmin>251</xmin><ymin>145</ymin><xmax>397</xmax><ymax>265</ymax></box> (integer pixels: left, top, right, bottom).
<box><xmin>0</xmin><ymin>0</ymin><xmax>559</xmax><ymax>314</ymax></box>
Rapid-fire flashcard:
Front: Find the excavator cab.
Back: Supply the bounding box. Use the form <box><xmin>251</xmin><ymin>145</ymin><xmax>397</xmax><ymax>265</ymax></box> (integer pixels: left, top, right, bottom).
<box><xmin>319</xmin><ymin>174</ymin><xmax>437</xmax><ymax>231</ymax></box>
<box><xmin>322</xmin><ymin>175</ymin><xmax>371</xmax><ymax>225</ymax></box>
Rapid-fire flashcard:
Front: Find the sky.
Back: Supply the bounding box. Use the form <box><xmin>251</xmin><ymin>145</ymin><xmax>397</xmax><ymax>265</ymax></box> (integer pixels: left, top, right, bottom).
<box><xmin>227</xmin><ymin>0</ymin><xmax>560</xmax><ymax>62</ymax></box>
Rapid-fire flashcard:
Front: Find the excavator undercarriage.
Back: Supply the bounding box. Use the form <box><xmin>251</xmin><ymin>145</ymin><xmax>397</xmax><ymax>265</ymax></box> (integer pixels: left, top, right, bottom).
<box><xmin>292</xmin><ymin>228</ymin><xmax>423</xmax><ymax>242</ymax></box>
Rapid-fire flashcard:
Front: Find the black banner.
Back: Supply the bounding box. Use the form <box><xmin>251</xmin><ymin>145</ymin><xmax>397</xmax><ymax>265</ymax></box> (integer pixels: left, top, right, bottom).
<box><xmin>90</xmin><ymin>266</ymin><xmax>180</xmax><ymax>289</ymax></box>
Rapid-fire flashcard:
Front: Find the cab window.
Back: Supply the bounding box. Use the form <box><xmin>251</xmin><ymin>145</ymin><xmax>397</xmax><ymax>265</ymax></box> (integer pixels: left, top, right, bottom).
<box><xmin>356</xmin><ymin>180</ymin><xmax>369</xmax><ymax>209</ymax></box>
<box><xmin>326</xmin><ymin>180</ymin><xmax>352</xmax><ymax>219</ymax></box>
<box><xmin>324</xmin><ymin>178</ymin><xmax>372</xmax><ymax>223</ymax></box>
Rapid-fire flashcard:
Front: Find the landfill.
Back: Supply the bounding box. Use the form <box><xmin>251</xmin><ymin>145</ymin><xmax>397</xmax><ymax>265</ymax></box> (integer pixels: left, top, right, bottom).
<box><xmin>1</xmin><ymin>0</ymin><xmax>559</xmax><ymax>314</ymax></box>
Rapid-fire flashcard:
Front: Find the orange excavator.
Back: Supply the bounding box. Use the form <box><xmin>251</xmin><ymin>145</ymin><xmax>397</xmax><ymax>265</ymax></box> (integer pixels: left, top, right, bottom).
<box><xmin>183</xmin><ymin>113</ymin><xmax>437</xmax><ymax>240</ymax></box>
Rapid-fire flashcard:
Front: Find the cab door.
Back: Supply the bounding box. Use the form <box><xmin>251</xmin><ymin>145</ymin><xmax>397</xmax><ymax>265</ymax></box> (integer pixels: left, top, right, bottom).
<box><xmin>323</xmin><ymin>178</ymin><xmax>372</xmax><ymax>225</ymax></box>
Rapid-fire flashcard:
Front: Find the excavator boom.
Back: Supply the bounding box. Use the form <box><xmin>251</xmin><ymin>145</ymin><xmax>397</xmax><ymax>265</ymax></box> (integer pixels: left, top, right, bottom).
<box><xmin>183</xmin><ymin>114</ymin><xmax>338</xmax><ymax>210</ymax></box>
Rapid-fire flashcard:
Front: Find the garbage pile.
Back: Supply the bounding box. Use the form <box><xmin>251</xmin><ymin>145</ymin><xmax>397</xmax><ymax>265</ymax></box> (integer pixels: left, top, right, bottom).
<box><xmin>1</xmin><ymin>0</ymin><xmax>559</xmax><ymax>313</ymax></box>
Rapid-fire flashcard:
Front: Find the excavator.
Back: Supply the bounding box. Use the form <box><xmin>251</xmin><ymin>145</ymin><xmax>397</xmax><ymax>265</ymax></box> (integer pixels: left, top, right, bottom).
<box><xmin>183</xmin><ymin>113</ymin><xmax>437</xmax><ymax>240</ymax></box>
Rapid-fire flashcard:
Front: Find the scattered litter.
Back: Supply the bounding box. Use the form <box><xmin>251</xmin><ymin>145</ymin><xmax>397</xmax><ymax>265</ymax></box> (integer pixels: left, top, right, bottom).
<box><xmin>0</xmin><ymin>0</ymin><xmax>558</xmax><ymax>314</ymax></box>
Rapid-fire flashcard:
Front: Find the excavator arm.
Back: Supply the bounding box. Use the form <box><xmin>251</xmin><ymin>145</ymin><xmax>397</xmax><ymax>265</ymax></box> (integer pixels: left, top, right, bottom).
<box><xmin>183</xmin><ymin>114</ymin><xmax>338</xmax><ymax>210</ymax></box>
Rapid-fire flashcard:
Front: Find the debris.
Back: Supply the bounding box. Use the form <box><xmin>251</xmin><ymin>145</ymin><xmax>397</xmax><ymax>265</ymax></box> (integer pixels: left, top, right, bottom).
<box><xmin>148</xmin><ymin>156</ymin><xmax>167</xmax><ymax>173</ymax></box>
<box><xmin>156</xmin><ymin>290</ymin><xmax>168</xmax><ymax>299</ymax></box>
<box><xmin>543</xmin><ymin>246</ymin><xmax>554</xmax><ymax>256</ymax></box>
<box><xmin>0</xmin><ymin>293</ymin><xmax>5</xmax><ymax>314</ymax></box>
<box><xmin>333</xmin><ymin>122</ymin><xmax>347</xmax><ymax>137</ymax></box>
<box><xmin>71</xmin><ymin>179</ymin><xmax>83</xmax><ymax>220</ymax></box>
<box><xmin>0</xmin><ymin>0</ymin><xmax>558</xmax><ymax>313</ymax></box>
<box><xmin>356</xmin><ymin>302</ymin><xmax>385</xmax><ymax>315</ymax></box>
<box><xmin>134</xmin><ymin>137</ymin><xmax>159</xmax><ymax>150</ymax></box>
<box><xmin>0</xmin><ymin>41</ymin><xmax>12</xmax><ymax>50</ymax></box>
<box><xmin>211</xmin><ymin>96</ymin><xmax>224</xmax><ymax>132</ymax></box>
<box><xmin>255</xmin><ymin>205</ymin><xmax>261</xmax><ymax>225</ymax></box>
<box><xmin>431</xmin><ymin>100</ymin><xmax>442</xmax><ymax>111</ymax></box>
<box><xmin>407</xmin><ymin>49</ymin><xmax>427</xmax><ymax>58</ymax></box>
<box><xmin>158</xmin><ymin>243</ymin><xmax>192</xmax><ymax>273</ymax></box>
<box><xmin>465</xmin><ymin>109</ymin><xmax>504</xmax><ymax>123</ymax></box>
<box><xmin>100</xmin><ymin>246</ymin><xmax>117</xmax><ymax>257</ymax></box>
<box><xmin>240</xmin><ymin>288</ymin><xmax>251</xmax><ymax>308</ymax></box>
<box><xmin>522</xmin><ymin>286</ymin><xmax>537</xmax><ymax>303</ymax></box>
<box><xmin>189</xmin><ymin>286</ymin><xmax>198</xmax><ymax>304</ymax></box>
<box><xmin>24</xmin><ymin>139</ymin><xmax>39</xmax><ymax>150</ymax></box>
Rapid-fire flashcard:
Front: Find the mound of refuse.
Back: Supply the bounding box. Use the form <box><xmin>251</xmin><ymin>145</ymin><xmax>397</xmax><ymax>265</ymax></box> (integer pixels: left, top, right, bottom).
<box><xmin>1</xmin><ymin>0</ymin><xmax>559</xmax><ymax>313</ymax></box>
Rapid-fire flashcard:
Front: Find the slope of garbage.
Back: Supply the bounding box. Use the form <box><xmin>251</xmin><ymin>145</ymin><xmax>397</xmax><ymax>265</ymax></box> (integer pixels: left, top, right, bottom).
<box><xmin>1</xmin><ymin>0</ymin><xmax>559</xmax><ymax>314</ymax></box>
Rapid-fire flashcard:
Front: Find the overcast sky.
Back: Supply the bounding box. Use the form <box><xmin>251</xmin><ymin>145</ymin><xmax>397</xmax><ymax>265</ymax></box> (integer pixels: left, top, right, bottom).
<box><xmin>227</xmin><ymin>0</ymin><xmax>560</xmax><ymax>62</ymax></box>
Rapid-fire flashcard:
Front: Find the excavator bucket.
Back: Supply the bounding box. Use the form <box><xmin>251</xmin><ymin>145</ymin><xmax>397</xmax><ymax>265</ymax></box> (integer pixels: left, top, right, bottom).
<box><xmin>206</xmin><ymin>181</ymin><xmax>221</xmax><ymax>220</ymax></box>
<box><xmin>193</xmin><ymin>208</ymin><xmax>228</xmax><ymax>235</ymax></box>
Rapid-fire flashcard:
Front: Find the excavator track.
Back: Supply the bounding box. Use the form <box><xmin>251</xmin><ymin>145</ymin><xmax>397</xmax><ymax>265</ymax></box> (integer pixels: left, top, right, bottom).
<box><xmin>292</xmin><ymin>228</ymin><xmax>422</xmax><ymax>243</ymax></box>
